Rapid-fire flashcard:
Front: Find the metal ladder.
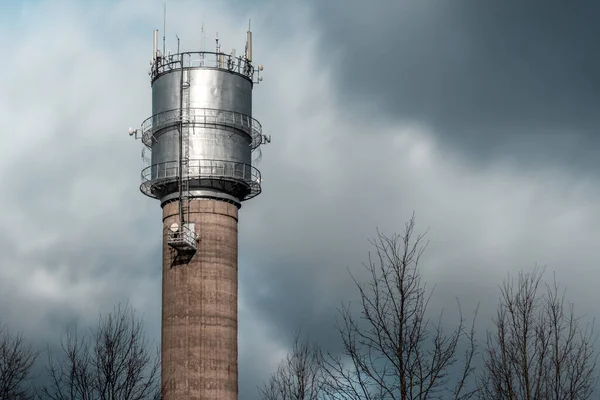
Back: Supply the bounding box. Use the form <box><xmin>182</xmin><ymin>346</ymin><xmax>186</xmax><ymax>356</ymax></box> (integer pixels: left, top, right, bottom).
<box><xmin>180</xmin><ymin>66</ymin><xmax>191</xmax><ymax>225</ymax></box>
<box><xmin>166</xmin><ymin>55</ymin><xmax>196</xmax><ymax>253</ymax></box>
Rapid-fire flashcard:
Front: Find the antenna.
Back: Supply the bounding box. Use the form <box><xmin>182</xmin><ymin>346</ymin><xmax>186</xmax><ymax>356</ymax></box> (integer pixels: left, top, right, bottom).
<box><xmin>163</xmin><ymin>3</ymin><xmax>167</xmax><ymax>56</ymax></box>
<box><xmin>176</xmin><ymin>34</ymin><xmax>180</xmax><ymax>54</ymax></box>
<box><xmin>200</xmin><ymin>22</ymin><xmax>206</xmax><ymax>66</ymax></box>
<box><xmin>201</xmin><ymin>22</ymin><xmax>205</xmax><ymax>52</ymax></box>
<box><xmin>246</xmin><ymin>19</ymin><xmax>252</xmax><ymax>62</ymax></box>
<box><xmin>153</xmin><ymin>29</ymin><xmax>159</xmax><ymax>60</ymax></box>
<box><xmin>216</xmin><ymin>32</ymin><xmax>223</xmax><ymax>68</ymax></box>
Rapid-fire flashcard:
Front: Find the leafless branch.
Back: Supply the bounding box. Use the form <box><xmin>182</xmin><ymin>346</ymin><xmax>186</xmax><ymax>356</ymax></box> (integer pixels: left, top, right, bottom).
<box><xmin>478</xmin><ymin>267</ymin><xmax>598</xmax><ymax>400</ymax></box>
<box><xmin>0</xmin><ymin>321</ymin><xmax>39</xmax><ymax>400</ymax></box>
<box><xmin>321</xmin><ymin>215</ymin><xmax>478</xmax><ymax>400</ymax></box>
<box><xmin>39</xmin><ymin>302</ymin><xmax>161</xmax><ymax>400</ymax></box>
<box><xmin>259</xmin><ymin>330</ymin><xmax>325</xmax><ymax>400</ymax></box>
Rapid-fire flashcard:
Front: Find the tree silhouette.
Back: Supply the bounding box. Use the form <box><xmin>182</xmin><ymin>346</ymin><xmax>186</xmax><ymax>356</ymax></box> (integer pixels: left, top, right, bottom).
<box><xmin>479</xmin><ymin>267</ymin><xmax>598</xmax><ymax>400</ymax></box>
<box><xmin>259</xmin><ymin>330</ymin><xmax>324</xmax><ymax>400</ymax></box>
<box><xmin>322</xmin><ymin>216</ymin><xmax>479</xmax><ymax>400</ymax></box>
<box><xmin>39</xmin><ymin>302</ymin><xmax>161</xmax><ymax>400</ymax></box>
<box><xmin>0</xmin><ymin>321</ymin><xmax>38</xmax><ymax>400</ymax></box>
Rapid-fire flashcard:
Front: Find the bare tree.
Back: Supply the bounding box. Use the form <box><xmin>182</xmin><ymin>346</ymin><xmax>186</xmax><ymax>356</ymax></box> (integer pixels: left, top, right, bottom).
<box><xmin>39</xmin><ymin>302</ymin><xmax>161</xmax><ymax>400</ymax></box>
<box><xmin>321</xmin><ymin>216</ymin><xmax>479</xmax><ymax>400</ymax></box>
<box><xmin>0</xmin><ymin>321</ymin><xmax>39</xmax><ymax>400</ymax></box>
<box><xmin>479</xmin><ymin>267</ymin><xmax>598</xmax><ymax>400</ymax></box>
<box><xmin>258</xmin><ymin>330</ymin><xmax>324</xmax><ymax>400</ymax></box>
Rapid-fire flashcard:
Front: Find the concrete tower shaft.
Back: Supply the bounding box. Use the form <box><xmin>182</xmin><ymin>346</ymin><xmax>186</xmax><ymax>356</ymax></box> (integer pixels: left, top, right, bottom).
<box><xmin>162</xmin><ymin>200</ymin><xmax>238</xmax><ymax>399</ymax></box>
<box><xmin>129</xmin><ymin>25</ymin><xmax>269</xmax><ymax>400</ymax></box>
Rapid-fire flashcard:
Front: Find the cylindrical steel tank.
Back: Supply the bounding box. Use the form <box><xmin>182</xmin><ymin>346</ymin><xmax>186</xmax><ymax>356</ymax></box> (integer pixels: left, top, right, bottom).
<box><xmin>140</xmin><ymin>52</ymin><xmax>262</xmax><ymax>206</ymax></box>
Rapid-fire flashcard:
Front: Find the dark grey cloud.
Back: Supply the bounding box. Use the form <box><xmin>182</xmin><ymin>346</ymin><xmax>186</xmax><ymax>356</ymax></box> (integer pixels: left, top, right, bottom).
<box><xmin>308</xmin><ymin>0</ymin><xmax>600</xmax><ymax>166</ymax></box>
<box><xmin>3</xmin><ymin>2</ymin><xmax>600</xmax><ymax>400</ymax></box>
<box><xmin>240</xmin><ymin>0</ymin><xmax>600</xmax><ymax>385</ymax></box>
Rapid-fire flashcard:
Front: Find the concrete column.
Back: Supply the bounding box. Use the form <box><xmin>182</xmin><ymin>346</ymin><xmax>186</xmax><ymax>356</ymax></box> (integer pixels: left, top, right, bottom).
<box><xmin>161</xmin><ymin>199</ymin><xmax>238</xmax><ymax>400</ymax></box>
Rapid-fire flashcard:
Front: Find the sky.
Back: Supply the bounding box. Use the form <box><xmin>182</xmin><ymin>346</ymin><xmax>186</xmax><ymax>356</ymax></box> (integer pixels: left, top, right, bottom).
<box><xmin>1</xmin><ymin>0</ymin><xmax>600</xmax><ymax>398</ymax></box>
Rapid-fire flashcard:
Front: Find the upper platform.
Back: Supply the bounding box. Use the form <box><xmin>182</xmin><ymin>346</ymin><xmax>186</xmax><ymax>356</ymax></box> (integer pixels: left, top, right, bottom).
<box><xmin>140</xmin><ymin>107</ymin><xmax>264</xmax><ymax>150</ymax></box>
<box><xmin>149</xmin><ymin>51</ymin><xmax>262</xmax><ymax>85</ymax></box>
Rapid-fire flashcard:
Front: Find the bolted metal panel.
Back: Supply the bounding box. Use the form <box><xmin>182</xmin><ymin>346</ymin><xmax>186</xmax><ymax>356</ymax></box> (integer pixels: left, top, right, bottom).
<box><xmin>187</xmin><ymin>69</ymin><xmax>252</xmax><ymax>116</ymax></box>
<box><xmin>152</xmin><ymin>71</ymin><xmax>181</xmax><ymax>116</ymax></box>
<box><xmin>188</xmin><ymin>127</ymin><xmax>251</xmax><ymax>164</ymax></box>
<box><xmin>151</xmin><ymin>129</ymin><xmax>179</xmax><ymax>166</ymax></box>
<box><xmin>151</xmin><ymin>69</ymin><xmax>252</xmax><ymax>121</ymax></box>
<box><xmin>151</xmin><ymin>127</ymin><xmax>251</xmax><ymax>168</ymax></box>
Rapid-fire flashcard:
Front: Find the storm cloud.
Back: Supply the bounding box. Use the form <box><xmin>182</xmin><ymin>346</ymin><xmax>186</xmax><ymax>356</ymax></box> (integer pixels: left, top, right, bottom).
<box><xmin>309</xmin><ymin>0</ymin><xmax>600</xmax><ymax>167</ymax></box>
<box><xmin>1</xmin><ymin>0</ymin><xmax>600</xmax><ymax>398</ymax></box>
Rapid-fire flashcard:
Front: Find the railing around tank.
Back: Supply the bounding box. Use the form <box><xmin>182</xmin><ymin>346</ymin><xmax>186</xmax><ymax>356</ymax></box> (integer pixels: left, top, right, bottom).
<box><xmin>140</xmin><ymin>159</ymin><xmax>261</xmax><ymax>200</ymax></box>
<box><xmin>150</xmin><ymin>51</ymin><xmax>255</xmax><ymax>80</ymax></box>
<box><xmin>141</xmin><ymin>108</ymin><xmax>263</xmax><ymax>150</ymax></box>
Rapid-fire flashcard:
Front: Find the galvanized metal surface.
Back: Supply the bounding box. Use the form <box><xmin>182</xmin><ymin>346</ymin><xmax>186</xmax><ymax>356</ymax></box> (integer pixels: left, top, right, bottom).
<box><xmin>148</xmin><ymin>129</ymin><xmax>252</xmax><ymax>178</ymax></box>
<box><xmin>149</xmin><ymin>126</ymin><xmax>251</xmax><ymax>166</ymax></box>
<box><xmin>152</xmin><ymin>68</ymin><xmax>253</xmax><ymax>116</ymax></box>
<box><xmin>160</xmin><ymin>190</ymin><xmax>241</xmax><ymax>207</ymax></box>
<box><xmin>141</xmin><ymin>107</ymin><xmax>263</xmax><ymax>150</ymax></box>
<box><xmin>141</xmin><ymin>67</ymin><xmax>260</xmax><ymax>203</ymax></box>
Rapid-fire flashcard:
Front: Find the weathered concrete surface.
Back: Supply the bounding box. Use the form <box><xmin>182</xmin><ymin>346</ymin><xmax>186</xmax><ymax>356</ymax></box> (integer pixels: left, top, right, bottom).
<box><xmin>161</xmin><ymin>199</ymin><xmax>238</xmax><ymax>400</ymax></box>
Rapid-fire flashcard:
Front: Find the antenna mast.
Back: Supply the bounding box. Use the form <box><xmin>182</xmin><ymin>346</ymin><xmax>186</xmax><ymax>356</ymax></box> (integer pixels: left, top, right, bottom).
<box><xmin>163</xmin><ymin>3</ymin><xmax>167</xmax><ymax>56</ymax></box>
<box><xmin>201</xmin><ymin>23</ymin><xmax>205</xmax><ymax>51</ymax></box>
<box><xmin>200</xmin><ymin>22</ymin><xmax>206</xmax><ymax>65</ymax></box>
<box><xmin>216</xmin><ymin>32</ymin><xmax>222</xmax><ymax>68</ymax></box>
<box><xmin>245</xmin><ymin>19</ymin><xmax>252</xmax><ymax>62</ymax></box>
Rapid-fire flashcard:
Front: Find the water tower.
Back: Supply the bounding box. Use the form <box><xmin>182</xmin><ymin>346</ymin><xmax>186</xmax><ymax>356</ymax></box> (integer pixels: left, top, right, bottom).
<box><xmin>129</xmin><ymin>22</ymin><xmax>270</xmax><ymax>399</ymax></box>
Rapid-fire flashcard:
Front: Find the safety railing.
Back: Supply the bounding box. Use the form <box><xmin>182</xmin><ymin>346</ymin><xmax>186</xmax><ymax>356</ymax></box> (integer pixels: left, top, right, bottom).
<box><xmin>167</xmin><ymin>224</ymin><xmax>197</xmax><ymax>251</ymax></box>
<box><xmin>140</xmin><ymin>159</ymin><xmax>261</xmax><ymax>200</ymax></box>
<box><xmin>150</xmin><ymin>51</ymin><xmax>255</xmax><ymax>81</ymax></box>
<box><xmin>141</xmin><ymin>107</ymin><xmax>263</xmax><ymax>150</ymax></box>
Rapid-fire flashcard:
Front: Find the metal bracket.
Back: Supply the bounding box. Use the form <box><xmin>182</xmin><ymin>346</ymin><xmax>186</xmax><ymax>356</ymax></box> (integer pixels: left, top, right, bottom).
<box><xmin>261</xmin><ymin>134</ymin><xmax>271</xmax><ymax>144</ymax></box>
<box><xmin>128</xmin><ymin>127</ymin><xmax>141</xmax><ymax>139</ymax></box>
